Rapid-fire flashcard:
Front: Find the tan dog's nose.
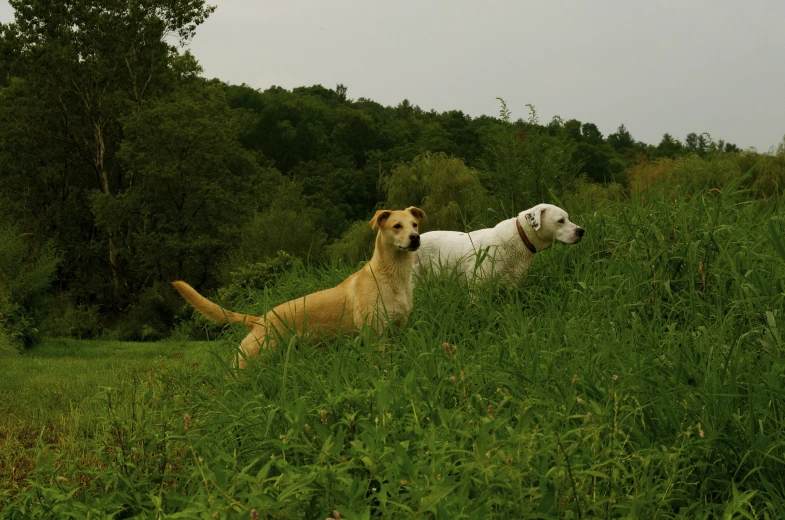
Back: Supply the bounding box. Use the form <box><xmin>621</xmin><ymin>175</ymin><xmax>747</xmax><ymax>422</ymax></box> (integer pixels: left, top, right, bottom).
<box><xmin>409</xmin><ymin>234</ymin><xmax>420</xmax><ymax>250</ymax></box>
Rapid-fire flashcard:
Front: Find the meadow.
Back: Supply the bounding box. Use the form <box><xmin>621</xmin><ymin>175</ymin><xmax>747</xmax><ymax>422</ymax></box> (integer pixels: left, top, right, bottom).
<box><xmin>2</xmin><ymin>180</ymin><xmax>785</xmax><ymax>519</ymax></box>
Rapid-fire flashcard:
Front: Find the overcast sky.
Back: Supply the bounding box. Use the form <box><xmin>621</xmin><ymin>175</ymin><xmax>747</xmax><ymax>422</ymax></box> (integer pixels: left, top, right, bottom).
<box><xmin>2</xmin><ymin>1</ymin><xmax>783</xmax><ymax>151</ymax></box>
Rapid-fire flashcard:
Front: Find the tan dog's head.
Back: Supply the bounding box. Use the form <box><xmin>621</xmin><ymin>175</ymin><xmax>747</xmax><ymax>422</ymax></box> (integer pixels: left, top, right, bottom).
<box><xmin>370</xmin><ymin>206</ymin><xmax>425</xmax><ymax>252</ymax></box>
<box><xmin>520</xmin><ymin>203</ymin><xmax>585</xmax><ymax>247</ymax></box>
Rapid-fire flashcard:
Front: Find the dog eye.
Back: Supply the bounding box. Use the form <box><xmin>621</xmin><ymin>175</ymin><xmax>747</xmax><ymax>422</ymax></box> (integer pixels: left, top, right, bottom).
<box><xmin>558</xmin><ymin>218</ymin><xmax>565</xmax><ymax>224</ymax></box>
<box><xmin>412</xmin><ymin>223</ymin><xmax>418</xmax><ymax>228</ymax></box>
<box><xmin>393</xmin><ymin>223</ymin><xmax>402</xmax><ymax>229</ymax></box>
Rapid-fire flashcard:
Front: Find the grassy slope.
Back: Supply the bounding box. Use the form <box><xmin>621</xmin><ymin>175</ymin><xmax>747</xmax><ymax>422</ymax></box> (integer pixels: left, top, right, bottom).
<box><xmin>3</xmin><ymin>183</ymin><xmax>785</xmax><ymax>518</ymax></box>
<box><xmin>0</xmin><ymin>339</ymin><xmax>216</xmax><ymax>494</ymax></box>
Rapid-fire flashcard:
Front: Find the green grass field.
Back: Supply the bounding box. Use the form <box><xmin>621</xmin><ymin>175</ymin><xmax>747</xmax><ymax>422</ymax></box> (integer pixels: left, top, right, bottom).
<box><xmin>0</xmin><ymin>339</ymin><xmax>216</xmax><ymax>496</ymax></box>
<box><xmin>3</xmin><ymin>183</ymin><xmax>785</xmax><ymax>518</ymax></box>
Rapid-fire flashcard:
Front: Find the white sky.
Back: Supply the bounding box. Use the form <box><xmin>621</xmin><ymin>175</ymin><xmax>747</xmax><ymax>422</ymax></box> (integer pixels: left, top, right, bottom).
<box><xmin>2</xmin><ymin>0</ymin><xmax>784</xmax><ymax>151</ymax></box>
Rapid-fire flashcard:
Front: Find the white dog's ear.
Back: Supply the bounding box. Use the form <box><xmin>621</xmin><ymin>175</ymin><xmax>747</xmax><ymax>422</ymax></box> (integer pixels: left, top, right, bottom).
<box><xmin>525</xmin><ymin>207</ymin><xmax>544</xmax><ymax>231</ymax></box>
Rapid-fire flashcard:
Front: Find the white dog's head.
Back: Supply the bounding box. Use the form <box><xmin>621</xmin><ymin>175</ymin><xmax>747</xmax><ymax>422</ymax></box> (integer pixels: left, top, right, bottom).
<box><xmin>520</xmin><ymin>203</ymin><xmax>584</xmax><ymax>249</ymax></box>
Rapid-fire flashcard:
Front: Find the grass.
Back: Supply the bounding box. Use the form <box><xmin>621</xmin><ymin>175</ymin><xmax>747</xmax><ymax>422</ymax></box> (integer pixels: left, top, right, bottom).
<box><xmin>2</xmin><ymin>180</ymin><xmax>785</xmax><ymax>518</ymax></box>
<box><xmin>0</xmin><ymin>339</ymin><xmax>215</xmax><ymax>497</ymax></box>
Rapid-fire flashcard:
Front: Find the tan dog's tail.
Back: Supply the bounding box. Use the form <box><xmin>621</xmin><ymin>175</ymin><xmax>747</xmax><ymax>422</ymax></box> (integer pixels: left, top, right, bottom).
<box><xmin>171</xmin><ymin>281</ymin><xmax>260</xmax><ymax>329</ymax></box>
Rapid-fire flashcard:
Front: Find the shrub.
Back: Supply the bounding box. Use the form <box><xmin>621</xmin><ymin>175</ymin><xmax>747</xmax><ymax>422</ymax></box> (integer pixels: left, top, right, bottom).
<box><xmin>0</xmin><ymin>223</ymin><xmax>60</xmax><ymax>350</ymax></box>
<box><xmin>626</xmin><ymin>154</ymin><xmax>743</xmax><ymax>199</ymax></box>
<box><xmin>382</xmin><ymin>152</ymin><xmax>489</xmax><ymax>232</ymax></box>
<box><xmin>40</xmin><ymin>296</ymin><xmax>103</xmax><ymax>340</ymax></box>
<box><xmin>227</xmin><ymin>181</ymin><xmax>326</xmax><ymax>272</ymax></box>
<box><xmin>325</xmin><ymin>219</ymin><xmax>376</xmax><ymax>266</ymax></box>
<box><xmin>116</xmin><ymin>283</ymin><xmax>180</xmax><ymax>341</ymax></box>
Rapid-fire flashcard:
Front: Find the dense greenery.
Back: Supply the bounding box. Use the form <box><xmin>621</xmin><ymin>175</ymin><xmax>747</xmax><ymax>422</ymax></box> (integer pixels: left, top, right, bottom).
<box><xmin>3</xmin><ymin>183</ymin><xmax>785</xmax><ymax>517</ymax></box>
<box><xmin>3</xmin><ymin>1</ymin><xmax>783</xmax><ymax>344</ymax></box>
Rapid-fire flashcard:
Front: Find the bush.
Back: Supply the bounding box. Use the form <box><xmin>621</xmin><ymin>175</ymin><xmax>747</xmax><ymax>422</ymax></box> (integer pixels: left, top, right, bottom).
<box><xmin>115</xmin><ymin>283</ymin><xmax>180</xmax><ymax>342</ymax></box>
<box><xmin>383</xmin><ymin>152</ymin><xmax>489</xmax><ymax>232</ymax></box>
<box><xmin>0</xmin><ymin>223</ymin><xmax>60</xmax><ymax>350</ymax></box>
<box><xmin>626</xmin><ymin>154</ymin><xmax>742</xmax><ymax>199</ymax></box>
<box><xmin>40</xmin><ymin>296</ymin><xmax>103</xmax><ymax>340</ymax></box>
<box><xmin>325</xmin><ymin>219</ymin><xmax>376</xmax><ymax>266</ymax></box>
<box><xmin>227</xmin><ymin>181</ymin><xmax>326</xmax><ymax>272</ymax></box>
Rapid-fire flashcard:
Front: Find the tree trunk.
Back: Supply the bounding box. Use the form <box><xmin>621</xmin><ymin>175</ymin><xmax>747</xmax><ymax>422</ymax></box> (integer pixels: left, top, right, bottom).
<box><xmin>94</xmin><ymin>119</ymin><xmax>121</xmax><ymax>307</ymax></box>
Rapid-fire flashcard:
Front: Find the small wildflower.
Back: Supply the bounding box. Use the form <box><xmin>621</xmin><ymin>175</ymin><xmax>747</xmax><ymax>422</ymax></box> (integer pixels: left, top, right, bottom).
<box><xmin>270</xmin><ymin>454</ymin><xmax>275</xmax><ymax>460</ymax></box>
<box><xmin>469</xmin><ymin>420</ymin><xmax>474</xmax><ymax>425</ymax></box>
<box><xmin>184</xmin><ymin>413</ymin><xmax>191</xmax><ymax>430</ymax></box>
<box><xmin>400</xmin><ymin>479</ymin><xmax>407</xmax><ymax>486</ymax></box>
<box><xmin>442</xmin><ymin>342</ymin><xmax>452</xmax><ymax>356</ymax></box>
<box><xmin>612</xmin><ymin>374</ymin><xmax>618</xmax><ymax>381</ymax></box>
<box><xmin>699</xmin><ymin>429</ymin><xmax>705</xmax><ymax>438</ymax></box>
<box><xmin>320</xmin><ymin>409</ymin><xmax>327</xmax><ymax>425</ymax></box>
<box><xmin>487</xmin><ymin>405</ymin><xmax>493</xmax><ymax>415</ymax></box>
<box><xmin>279</xmin><ymin>434</ymin><xmax>287</xmax><ymax>441</ymax></box>
<box><xmin>250</xmin><ymin>509</ymin><xmax>259</xmax><ymax>520</ymax></box>
<box><xmin>587</xmin><ymin>412</ymin><xmax>594</xmax><ymax>423</ymax></box>
<box><xmin>450</xmin><ymin>375</ymin><xmax>456</xmax><ymax>382</ymax></box>
<box><xmin>374</xmin><ymin>416</ymin><xmax>379</xmax><ymax>425</ymax></box>
<box><xmin>460</xmin><ymin>370</ymin><xmax>465</xmax><ymax>380</ymax></box>
<box><xmin>56</xmin><ymin>476</ymin><xmax>68</xmax><ymax>484</ymax></box>
<box><xmin>305</xmin><ymin>423</ymin><xmax>311</xmax><ymax>431</ymax></box>
<box><xmin>485</xmin><ymin>451</ymin><xmax>491</xmax><ymax>458</ymax></box>
<box><xmin>576</xmin><ymin>396</ymin><xmax>584</xmax><ymax>405</ymax></box>
<box><xmin>506</xmin><ymin>456</ymin><xmax>513</xmax><ymax>464</ymax></box>
<box><xmin>572</xmin><ymin>374</ymin><xmax>579</xmax><ymax>384</ymax></box>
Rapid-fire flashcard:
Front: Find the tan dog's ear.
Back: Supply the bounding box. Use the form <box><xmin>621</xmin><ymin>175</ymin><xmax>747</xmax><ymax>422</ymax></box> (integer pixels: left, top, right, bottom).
<box><xmin>407</xmin><ymin>206</ymin><xmax>426</xmax><ymax>221</ymax></box>
<box><xmin>370</xmin><ymin>210</ymin><xmax>391</xmax><ymax>229</ymax></box>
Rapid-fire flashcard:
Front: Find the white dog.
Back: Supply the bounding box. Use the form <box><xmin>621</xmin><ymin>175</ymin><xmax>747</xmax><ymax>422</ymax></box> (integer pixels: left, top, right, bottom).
<box><xmin>413</xmin><ymin>203</ymin><xmax>584</xmax><ymax>284</ymax></box>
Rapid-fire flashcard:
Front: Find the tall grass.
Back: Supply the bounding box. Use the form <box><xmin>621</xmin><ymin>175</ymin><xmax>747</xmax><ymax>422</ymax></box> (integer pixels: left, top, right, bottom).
<box><xmin>3</xmin><ymin>179</ymin><xmax>785</xmax><ymax>518</ymax></box>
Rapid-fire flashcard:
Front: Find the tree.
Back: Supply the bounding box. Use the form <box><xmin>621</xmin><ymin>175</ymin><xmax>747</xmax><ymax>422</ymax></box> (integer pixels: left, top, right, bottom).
<box><xmin>118</xmin><ymin>84</ymin><xmax>275</xmax><ymax>289</ymax></box>
<box><xmin>383</xmin><ymin>152</ymin><xmax>487</xmax><ymax>232</ymax></box>
<box><xmin>657</xmin><ymin>133</ymin><xmax>683</xmax><ymax>158</ymax></box>
<box><xmin>684</xmin><ymin>132</ymin><xmax>701</xmax><ymax>155</ymax></box>
<box><xmin>608</xmin><ymin>124</ymin><xmax>635</xmax><ymax>152</ymax></box>
<box><xmin>0</xmin><ymin>0</ymin><xmax>215</xmax><ymax>309</ymax></box>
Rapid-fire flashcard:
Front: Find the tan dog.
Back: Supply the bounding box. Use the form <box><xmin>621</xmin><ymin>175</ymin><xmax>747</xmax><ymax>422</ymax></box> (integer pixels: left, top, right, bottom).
<box><xmin>172</xmin><ymin>207</ymin><xmax>425</xmax><ymax>368</ymax></box>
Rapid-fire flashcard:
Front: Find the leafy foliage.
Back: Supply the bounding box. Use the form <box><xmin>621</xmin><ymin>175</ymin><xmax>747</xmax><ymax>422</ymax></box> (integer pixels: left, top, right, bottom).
<box><xmin>383</xmin><ymin>152</ymin><xmax>488</xmax><ymax>232</ymax></box>
<box><xmin>0</xmin><ymin>223</ymin><xmax>60</xmax><ymax>351</ymax></box>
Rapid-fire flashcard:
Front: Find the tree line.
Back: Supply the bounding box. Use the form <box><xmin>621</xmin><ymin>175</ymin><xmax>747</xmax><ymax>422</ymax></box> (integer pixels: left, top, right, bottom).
<box><xmin>0</xmin><ymin>0</ymin><xmax>780</xmax><ymax>347</ymax></box>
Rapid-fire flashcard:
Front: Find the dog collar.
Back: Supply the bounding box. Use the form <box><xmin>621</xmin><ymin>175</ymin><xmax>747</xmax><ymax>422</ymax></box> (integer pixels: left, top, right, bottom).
<box><xmin>516</xmin><ymin>218</ymin><xmax>537</xmax><ymax>254</ymax></box>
